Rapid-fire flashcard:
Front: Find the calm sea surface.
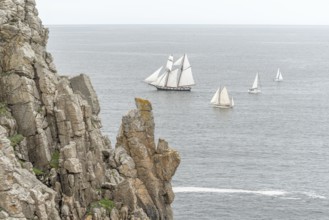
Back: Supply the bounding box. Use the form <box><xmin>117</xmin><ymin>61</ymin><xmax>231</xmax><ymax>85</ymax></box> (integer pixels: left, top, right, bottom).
<box><xmin>47</xmin><ymin>25</ymin><xmax>329</xmax><ymax>219</ymax></box>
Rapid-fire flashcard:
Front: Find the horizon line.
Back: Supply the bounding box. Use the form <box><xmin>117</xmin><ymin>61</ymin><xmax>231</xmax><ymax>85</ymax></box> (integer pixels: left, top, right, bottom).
<box><xmin>42</xmin><ymin>23</ymin><xmax>329</xmax><ymax>26</ymax></box>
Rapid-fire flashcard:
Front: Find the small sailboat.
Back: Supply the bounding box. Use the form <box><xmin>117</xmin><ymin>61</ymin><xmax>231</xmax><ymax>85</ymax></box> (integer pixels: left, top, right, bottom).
<box><xmin>274</xmin><ymin>68</ymin><xmax>283</xmax><ymax>82</ymax></box>
<box><xmin>248</xmin><ymin>73</ymin><xmax>261</xmax><ymax>94</ymax></box>
<box><xmin>210</xmin><ymin>87</ymin><xmax>234</xmax><ymax>108</ymax></box>
<box><xmin>144</xmin><ymin>54</ymin><xmax>195</xmax><ymax>91</ymax></box>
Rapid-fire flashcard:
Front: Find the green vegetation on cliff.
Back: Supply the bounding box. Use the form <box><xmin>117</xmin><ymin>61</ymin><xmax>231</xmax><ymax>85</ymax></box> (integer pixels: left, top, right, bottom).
<box><xmin>87</xmin><ymin>199</ymin><xmax>115</xmax><ymax>215</ymax></box>
<box><xmin>9</xmin><ymin>134</ymin><xmax>24</xmax><ymax>147</ymax></box>
<box><xmin>32</xmin><ymin>167</ymin><xmax>44</xmax><ymax>175</ymax></box>
<box><xmin>50</xmin><ymin>150</ymin><xmax>60</xmax><ymax>169</ymax></box>
<box><xmin>0</xmin><ymin>102</ymin><xmax>9</xmax><ymax>116</ymax></box>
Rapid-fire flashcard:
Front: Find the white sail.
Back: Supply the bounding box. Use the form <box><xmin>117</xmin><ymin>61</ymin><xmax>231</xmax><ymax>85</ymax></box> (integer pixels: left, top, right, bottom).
<box><xmin>173</xmin><ymin>56</ymin><xmax>184</xmax><ymax>67</ymax></box>
<box><xmin>178</xmin><ymin>68</ymin><xmax>195</xmax><ymax>86</ymax></box>
<box><xmin>252</xmin><ymin>73</ymin><xmax>259</xmax><ymax>89</ymax></box>
<box><xmin>165</xmin><ymin>55</ymin><xmax>174</xmax><ymax>71</ymax></box>
<box><xmin>231</xmin><ymin>97</ymin><xmax>234</xmax><ymax>107</ymax></box>
<box><xmin>278</xmin><ymin>72</ymin><xmax>283</xmax><ymax>80</ymax></box>
<box><xmin>146</xmin><ymin>54</ymin><xmax>195</xmax><ymax>90</ymax></box>
<box><xmin>275</xmin><ymin>68</ymin><xmax>283</xmax><ymax>81</ymax></box>
<box><xmin>152</xmin><ymin>72</ymin><xmax>167</xmax><ymax>87</ymax></box>
<box><xmin>219</xmin><ymin>87</ymin><xmax>231</xmax><ymax>106</ymax></box>
<box><xmin>210</xmin><ymin>88</ymin><xmax>220</xmax><ymax>104</ymax></box>
<box><xmin>278</xmin><ymin>69</ymin><xmax>283</xmax><ymax>80</ymax></box>
<box><xmin>275</xmin><ymin>68</ymin><xmax>280</xmax><ymax>79</ymax></box>
<box><xmin>150</xmin><ymin>55</ymin><xmax>173</xmax><ymax>87</ymax></box>
<box><xmin>182</xmin><ymin>54</ymin><xmax>191</xmax><ymax>70</ymax></box>
<box><xmin>178</xmin><ymin>55</ymin><xmax>195</xmax><ymax>87</ymax></box>
<box><xmin>144</xmin><ymin>66</ymin><xmax>163</xmax><ymax>83</ymax></box>
<box><xmin>166</xmin><ymin>69</ymin><xmax>179</xmax><ymax>87</ymax></box>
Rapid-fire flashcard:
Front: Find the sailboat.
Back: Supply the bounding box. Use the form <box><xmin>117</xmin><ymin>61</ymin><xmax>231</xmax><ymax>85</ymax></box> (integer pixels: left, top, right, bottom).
<box><xmin>144</xmin><ymin>54</ymin><xmax>195</xmax><ymax>91</ymax></box>
<box><xmin>274</xmin><ymin>68</ymin><xmax>283</xmax><ymax>82</ymax></box>
<box><xmin>248</xmin><ymin>73</ymin><xmax>261</xmax><ymax>94</ymax></box>
<box><xmin>210</xmin><ymin>87</ymin><xmax>234</xmax><ymax>108</ymax></box>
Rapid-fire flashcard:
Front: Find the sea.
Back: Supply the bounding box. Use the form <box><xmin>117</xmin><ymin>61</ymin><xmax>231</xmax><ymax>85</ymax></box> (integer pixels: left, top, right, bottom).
<box><xmin>46</xmin><ymin>25</ymin><xmax>329</xmax><ymax>220</ymax></box>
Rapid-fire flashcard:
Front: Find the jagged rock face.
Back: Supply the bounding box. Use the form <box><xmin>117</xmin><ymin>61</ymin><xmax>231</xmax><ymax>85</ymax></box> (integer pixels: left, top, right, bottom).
<box><xmin>0</xmin><ymin>0</ymin><xmax>58</xmax><ymax>168</ymax></box>
<box><xmin>0</xmin><ymin>125</ymin><xmax>60</xmax><ymax>220</ymax></box>
<box><xmin>0</xmin><ymin>0</ymin><xmax>110</xmax><ymax>218</ymax></box>
<box><xmin>0</xmin><ymin>0</ymin><xmax>180</xmax><ymax>219</ymax></box>
<box><xmin>115</xmin><ymin>98</ymin><xmax>180</xmax><ymax>220</ymax></box>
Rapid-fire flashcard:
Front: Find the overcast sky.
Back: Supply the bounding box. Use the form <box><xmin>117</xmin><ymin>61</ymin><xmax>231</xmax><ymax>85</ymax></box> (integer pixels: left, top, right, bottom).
<box><xmin>37</xmin><ymin>0</ymin><xmax>329</xmax><ymax>25</ymax></box>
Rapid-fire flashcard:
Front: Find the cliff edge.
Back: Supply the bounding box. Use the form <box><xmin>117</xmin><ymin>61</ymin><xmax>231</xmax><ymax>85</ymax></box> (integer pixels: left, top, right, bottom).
<box><xmin>0</xmin><ymin>0</ymin><xmax>180</xmax><ymax>219</ymax></box>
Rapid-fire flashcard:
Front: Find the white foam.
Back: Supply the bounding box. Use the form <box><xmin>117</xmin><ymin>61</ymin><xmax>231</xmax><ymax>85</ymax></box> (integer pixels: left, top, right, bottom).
<box><xmin>173</xmin><ymin>187</ymin><xmax>287</xmax><ymax>197</ymax></box>
<box><xmin>298</xmin><ymin>191</ymin><xmax>326</xmax><ymax>199</ymax></box>
<box><xmin>282</xmin><ymin>197</ymin><xmax>301</xmax><ymax>200</ymax></box>
<box><xmin>173</xmin><ymin>187</ymin><xmax>327</xmax><ymax>199</ymax></box>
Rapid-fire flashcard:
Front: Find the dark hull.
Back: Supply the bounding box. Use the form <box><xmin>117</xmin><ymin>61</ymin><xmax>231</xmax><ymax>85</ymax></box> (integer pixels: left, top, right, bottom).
<box><xmin>155</xmin><ymin>85</ymin><xmax>191</xmax><ymax>91</ymax></box>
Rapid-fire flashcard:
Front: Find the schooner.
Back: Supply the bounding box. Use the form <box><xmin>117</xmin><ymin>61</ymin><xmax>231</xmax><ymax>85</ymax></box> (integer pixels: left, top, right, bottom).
<box><xmin>144</xmin><ymin>54</ymin><xmax>195</xmax><ymax>91</ymax></box>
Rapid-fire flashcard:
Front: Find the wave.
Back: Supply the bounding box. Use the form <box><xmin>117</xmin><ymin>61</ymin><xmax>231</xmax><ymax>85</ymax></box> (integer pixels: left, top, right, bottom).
<box><xmin>297</xmin><ymin>191</ymin><xmax>326</xmax><ymax>199</ymax></box>
<box><xmin>173</xmin><ymin>187</ymin><xmax>287</xmax><ymax>196</ymax></box>
<box><xmin>173</xmin><ymin>187</ymin><xmax>326</xmax><ymax>199</ymax></box>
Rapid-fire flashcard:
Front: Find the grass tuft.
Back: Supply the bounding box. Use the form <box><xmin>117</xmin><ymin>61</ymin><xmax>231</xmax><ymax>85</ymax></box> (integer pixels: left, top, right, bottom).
<box><xmin>0</xmin><ymin>102</ymin><xmax>9</xmax><ymax>116</ymax></box>
<box><xmin>49</xmin><ymin>151</ymin><xmax>60</xmax><ymax>169</ymax></box>
<box><xmin>98</xmin><ymin>199</ymin><xmax>115</xmax><ymax>212</ymax></box>
<box><xmin>9</xmin><ymin>134</ymin><xmax>24</xmax><ymax>147</ymax></box>
<box><xmin>87</xmin><ymin>199</ymin><xmax>115</xmax><ymax>215</ymax></box>
<box><xmin>32</xmin><ymin>167</ymin><xmax>44</xmax><ymax>175</ymax></box>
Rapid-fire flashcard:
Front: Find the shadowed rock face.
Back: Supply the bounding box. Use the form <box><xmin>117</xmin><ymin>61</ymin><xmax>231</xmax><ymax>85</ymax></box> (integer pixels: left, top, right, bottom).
<box><xmin>0</xmin><ymin>0</ymin><xmax>180</xmax><ymax>219</ymax></box>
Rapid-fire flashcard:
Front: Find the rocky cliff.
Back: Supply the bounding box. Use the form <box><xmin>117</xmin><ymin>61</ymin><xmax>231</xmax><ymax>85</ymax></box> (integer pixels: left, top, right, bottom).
<box><xmin>0</xmin><ymin>0</ymin><xmax>180</xmax><ymax>219</ymax></box>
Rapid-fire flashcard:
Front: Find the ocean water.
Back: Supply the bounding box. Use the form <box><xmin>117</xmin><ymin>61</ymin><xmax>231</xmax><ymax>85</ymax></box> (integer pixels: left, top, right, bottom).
<box><xmin>47</xmin><ymin>25</ymin><xmax>329</xmax><ymax>219</ymax></box>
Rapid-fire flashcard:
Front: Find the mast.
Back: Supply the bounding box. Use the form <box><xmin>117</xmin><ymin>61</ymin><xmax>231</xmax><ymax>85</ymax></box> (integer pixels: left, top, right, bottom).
<box><xmin>166</xmin><ymin>69</ymin><xmax>179</xmax><ymax>87</ymax></box>
<box><xmin>278</xmin><ymin>71</ymin><xmax>283</xmax><ymax>81</ymax></box>
<box><xmin>164</xmin><ymin>55</ymin><xmax>174</xmax><ymax>87</ymax></box>
<box><xmin>276</xmin><ymin>68</ymin><xmax>280</xmax><ymax>80</ymax></box>
<box><xmin>217</xmin><ymin>86</ymin><xmax>221</xmax><ymax>104</ymax></box>
<box><xmin>178</xmin><ymin>54</ymin><xmax>195</xmax><ymax>87</ymax></box>
<box><xmin>177</xmin><ymin>54</ymin><xmax>186</xmax><ymax>87</ymax></box>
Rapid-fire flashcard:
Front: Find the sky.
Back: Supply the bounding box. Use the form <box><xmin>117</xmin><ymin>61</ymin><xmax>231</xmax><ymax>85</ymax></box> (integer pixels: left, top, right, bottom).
<box><xmin>37</xmin><ymin>0</ymin><xmax>329</xmax><ymax>25</ymax></box>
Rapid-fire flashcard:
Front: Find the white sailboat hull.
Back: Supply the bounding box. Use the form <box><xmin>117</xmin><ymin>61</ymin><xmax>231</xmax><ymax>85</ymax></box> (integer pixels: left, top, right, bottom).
<box><xmin>274</xmin><ymin>78</ymin><xmax>283</xmax><ymax>82</ymax></box>
<box><xmin>153</xmin><ymin>85</ymin><xmax>191</xmax><ymax>91</ymax></box>
<box><xmin>248</xmin><ymin>88</ymin><xmax>261</xmax><ymax>94</ymax></box>
<box><xmin>212</xmin><ymin>104</ymin><xmax>233</xmax><ymax>109</ymax></box>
